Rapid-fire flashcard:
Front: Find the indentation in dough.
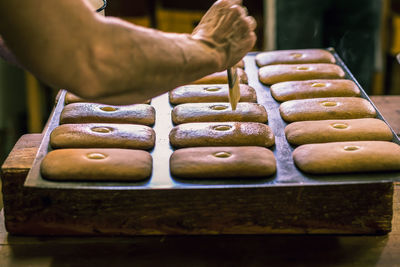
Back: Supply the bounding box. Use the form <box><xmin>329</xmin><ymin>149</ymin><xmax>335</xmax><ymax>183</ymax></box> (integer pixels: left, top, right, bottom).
<box><xmin>331</xmin><ymin>123</ymin><xmax>348</xmax><ymax>129</ymax></box>
<box><xmin>91</xmin><ymin>126</ymin><xmax>114</xmax><ymax>133</ymax></box>
<box><xmin>210</xmin><ymin>105</ymin><xmax>228</xmax><ymax>111</ymax></box>
<box><xmin>212</xmin><ymin>125</ymin><xmax>232</xmax><ymax>131</ymax></box>
<box><xmin>311</xmin><ymin>83</ymin><xmax>327</xmax><ymax>87</ymax></box>
<box><xmin>86</xmin><ymin>152</ymin><xmax>108</xmax><ymax>160</ymax></box>
<box><xmin>296</xmin><ymin>66</ymin><xmax>310</xmax><ymax>71</ymax></box>
<box><xmin>321</xmin><ymin>101</ymin><xmax>338</xmax><ymax>107</ymax></box>
<box><xmin>290</xmin><ymin>53</ymin><xmax>303</xmax><ymax>58</ymax></box>
<box><xmin>343</xmin><ymin>146</ymin><xmax>360</xmax><ymax>151</ymax></box>
<box><xmin>204</xmin><ymin>86</ymin><xmax>222</xmax><ymax>92</ymax></box>
<box><xmin>213</xmin><ymin>151</ymin><xmax>232</xmax><ymax>158</ymax></box>
<box><xmin>100</xmin><ymin>106</ymin><xmax>118</xmax><ymax>112</ymax></box>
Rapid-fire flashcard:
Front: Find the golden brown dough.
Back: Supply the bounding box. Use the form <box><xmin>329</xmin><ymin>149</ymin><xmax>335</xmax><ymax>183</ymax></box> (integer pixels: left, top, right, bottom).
<box><xmin>50</xmin><ymin>123</ymin><xmax>155</xmax><ymax>150</ymax></box>
<box><xmin>271</xmin><ymin>79</ymin><xmax>360</xmax><ymax>102</ymax></box>
<box><xmin>256</xmin><ymin>49</ymin><xmax>336</xmax><ymax>67</ymax></box>
<box><xmin>169</xmin><ymin>122</ymin><xmax>274</xmax><ymax>148</ymax></box>
<box><xmin>172</xmin><ymin>102</ymin><xmax>268</xmax><ymax>125</ymax></box>
<box><xmin>169</xmin><ymin>84</ymin><xmax>257</xmax><ymax>105</ymax></box>
<box><xmin>41</xmin><ymin>148</ymin><xmax>152</xmax><ymax>181</ymax></box>
<box><xmin>170</xmin><ymin>146</ymin><xmax>276</xmax><ymax>179</ymax></box>
<box><xmin>259</xmin><ymin>63</ymin><xmax>345</xmax><ymax>85</ymax></box>
<box><xmin>293</xmin><ymin>141</ymin><xmax>400</xmax><ymax>174</ymax></box>
<box><xmin>193</xmin><ymin>68</ymin><xmax>248</xmax><ymax>84</ymax></box>
<box><xmin>60</xmin><ymin>103</ymin><xmax>155</xmax><ymax>126</ymax></box>
<box><xmin>279</xmin><ymin>97</ymin><xmax>376</xmax><ymax>122</ymax></box>
<box><xmin>285</xmin><ymin>118</ymin><xmax>393</xmax><ymax>145</ymax></box>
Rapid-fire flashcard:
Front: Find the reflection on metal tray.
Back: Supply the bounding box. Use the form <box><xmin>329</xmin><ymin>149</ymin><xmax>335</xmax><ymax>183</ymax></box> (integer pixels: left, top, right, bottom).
<box><xmin>25</xmin><ymin>50</ymin><xmax>400</xmax><ymax>190</ymax></box>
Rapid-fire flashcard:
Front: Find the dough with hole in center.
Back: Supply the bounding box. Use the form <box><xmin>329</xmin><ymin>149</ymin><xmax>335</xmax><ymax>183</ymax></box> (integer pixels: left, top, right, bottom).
<box><xmin>270</xmin><ymin>79</ymin><xmax>360</xmax><ymax>102</ymax></box>
<box><xmin>256</xmin><ymin>49</ymin><xmax>336</xmax><ymax>67</ymax></box>
<box><xmin>170</xmin><ymin>146</ymin><xmax>276</xmax><ymax>179</ymax></box>
<box><xmin>285</xmin><ymin>118</ymin><xmax>393</xmax><ymax>145</ymax></box>
<box><xmin>169</xmin><ymin>84</ymin><xmax>257</xmax><ymax>105</ymax></box>
<box><xmin>279</xmin><ymin>97</ymin><xmax>376</xmax><ymax>122</ymax></box>
<box><xmin>169</xmin><ymin>122</ymin><xmax>274</xmax><ymax>148</ymax></box>
<box><xmin>60</xmin><ymin>103</ymin><xmax>155</xmax><ymax>126</ymax></box>
<box><xmin>172</xmin><ymin>102</ymin><xmax>268</xmax><ymax>125</ymax></box>
<box><xmin>41</xmin><ymin>148</ymin><xmax>152</xmax><ymax>181</ymax></box>
<box><xmin>50</xmin><ymin>123</ymin><xmax>155</xmax><ymax>150</ymax></box>
<box><xmin>293</xmin><ymin>141</ymin><xmax>400</xmax><ymax>174</ymax></box>
<box><xmin>259</xmin><ymin>63</ymin><xmax>345</xmax><ymax>85</ymax></box>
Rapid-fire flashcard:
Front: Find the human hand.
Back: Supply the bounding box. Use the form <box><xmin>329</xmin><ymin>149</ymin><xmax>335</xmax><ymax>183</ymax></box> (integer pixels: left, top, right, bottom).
<box><xmin>191</xmin><ymin>0</ymin><xmax>257</xmax><ymax>71</ymax></box>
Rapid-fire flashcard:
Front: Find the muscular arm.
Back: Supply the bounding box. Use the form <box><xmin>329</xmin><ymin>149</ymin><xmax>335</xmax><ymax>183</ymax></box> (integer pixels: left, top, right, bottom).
<box><xmin>0</xmin><ymin>0</ymin><xmax>256</xmax><ymax>104</ymax></box>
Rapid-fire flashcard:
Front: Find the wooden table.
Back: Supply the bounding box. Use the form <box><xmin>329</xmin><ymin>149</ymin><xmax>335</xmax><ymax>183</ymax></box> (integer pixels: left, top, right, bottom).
<box><xmin>0</xmin><ymin>96</ymin><xmax>399</xmax><ymax>266</ymax></box>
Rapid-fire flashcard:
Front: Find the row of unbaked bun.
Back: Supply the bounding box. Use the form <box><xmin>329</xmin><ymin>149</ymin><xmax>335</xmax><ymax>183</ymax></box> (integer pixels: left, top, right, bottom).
<box><xmin>256</xmin><ymin>49</ymin><xmax>400</xmax><ymax>174</ymax></box>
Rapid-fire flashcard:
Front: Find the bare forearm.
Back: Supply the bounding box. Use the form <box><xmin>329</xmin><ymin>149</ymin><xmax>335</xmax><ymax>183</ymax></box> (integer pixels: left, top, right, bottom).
<box><xmin>85</xmin><ymin>19</ymin><xmax>222</xmax><ymax>102</ymax></box>
<box><xmin>0</xmin><ymin>0</ymin><xmax>255</xmax><ymax>104</ymax></box>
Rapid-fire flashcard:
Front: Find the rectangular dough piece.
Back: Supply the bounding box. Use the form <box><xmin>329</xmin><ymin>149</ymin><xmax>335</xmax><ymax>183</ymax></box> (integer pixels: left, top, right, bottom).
<box><xmin>259</xmin><ymin>63</ymin><xmax>345</xmax><ymax>85</ymax></box>
<box><xmin>169</xmin><ymin>122</ymin><xmax>274</xmax><ymax>148</ymax></box>
<box><xmin>171</xmin><ymin>102</ymin><xmax>268</xmax><ymax>125</ymax></box>
<box><xmin>64</xmin><ymin>91</ymin><xmax>151</xmax><ymax>105</ymax></box>
<box><xmin>169</xmin><ymin>84</ymin><xmax>257</xmax><ymax>105</ymax></box>
<box><xmin>279</xmin><ymin>97</ymin><xmax>376</xmax><ymax>122</ymax></box>
<box><xmin>193</xmin><ymin>68</ymin><xmax>248</xmax><ymax>84</ymax></box>
<box><xmin>41</xmin><ymin>148</ymin><xmax>152</xmax><ymax>181</ymax></box>
<box><xmin>271</xmin><ymin>79</ymin><xmax>360</xmax><ymax>102</ymax></box>
<box><xmin>50</xmin><ymin>123</ymin><xmax>155</xmax><ymax>150</ymax></box>
<box><xmin>293</xmin><ymin>141</ymin><xmax>400</xmax><ymax>174</ymax></box>
<box><xmin>256</xmin><ymin>49</ymin><xmax>336</xmax><ymax>67</ymax></box>
<box><xmin>60</xmin><ymin>103</ymin><xmax>155</xmax><ymax>126</ymax></box>
<box><xmin>170</xmin><ymin>146</ymin><xmax>276</xmax><ymax>179</ymax></box>
<box><xmin>285</xmin><ymin>118</ymin><xmax>393</xmax><ymax>145</ymax></box>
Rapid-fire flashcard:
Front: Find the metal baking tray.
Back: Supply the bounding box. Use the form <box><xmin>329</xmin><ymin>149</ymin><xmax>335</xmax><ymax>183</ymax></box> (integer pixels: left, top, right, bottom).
<box><xmin>24</xmin><ymin>50</ymin><xmax>400</xmax><ymax>190</ymax></box>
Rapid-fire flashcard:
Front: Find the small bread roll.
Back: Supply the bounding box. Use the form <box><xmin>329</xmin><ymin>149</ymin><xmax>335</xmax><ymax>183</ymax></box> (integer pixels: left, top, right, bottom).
<box><xmin>169</xmin><ymin>122</ymin><xmax>274</xmax><ymax>148</ymax></box>
<box><xmin>279</xmin><ymin>97</ymin><xmax>376</xmax><ymax>122</ymax></box>
<box><xmin>285</xmin><ymin>118</ymin><xmax>393</xmax><ymax>145</ymax></box>
<box><xmin>41</xmin><ymin>148</ymin><xmax>152</xmax><ymax>181</ymax></box>
<box><xmin>256</xmin><ymin>49</ymin><xmax>336</xmax><ymax>67</ymax></box>
<box><xmin>50</xmin><ymin>123</ymin><xmax>155</xmax><ymax>150</ymax></box>
<box><xmin>193</xmin><ymin>68</ymin><xmax>248</xmax><ymax>84</ymax></box>
<box><xmin>170</xmin><ymin>146</ymin><xmax>276</xmax><ymax>179</ymax></box>
<box><xmin>169</xmin><ymin>84</ymin><xmax>257</xmax><ymax>105</ymax></box>
<box><xmin>60</xmin><ymin>103</ymin><xmax>155</xmax><ymax>126</ymax></box>
<box><xmin>259</xmin><ymin>63</ymin><xmax>345</xmax><ymax>85</ymax></box>
<box><xmin>172</xmin><ymin>102</ymin><xmax>268</xmax><ymax>125</ymax></box>
<box><xmin>293</xmin><ymin>141</ymin><xmax>400</xmax><ymax>174</ymax></box>
<box><xmin>271</xmin><ymin>79</ymin><xmax>360</xmax><ymax>102</ymax></box>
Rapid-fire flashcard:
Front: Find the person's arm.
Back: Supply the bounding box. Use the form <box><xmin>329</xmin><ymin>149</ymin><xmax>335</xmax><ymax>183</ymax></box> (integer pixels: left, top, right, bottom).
<box><xmin>0</xmin><ymin>0</ymin><xmax>256</xmax><ymax>104</ymax></box>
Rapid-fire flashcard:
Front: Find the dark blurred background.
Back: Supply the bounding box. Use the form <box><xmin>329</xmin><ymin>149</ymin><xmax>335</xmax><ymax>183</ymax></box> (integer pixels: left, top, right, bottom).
<box><xmin>0</xmin><ymin>0</ymin><xmax>400</xmax><ymax>164</ymax></box>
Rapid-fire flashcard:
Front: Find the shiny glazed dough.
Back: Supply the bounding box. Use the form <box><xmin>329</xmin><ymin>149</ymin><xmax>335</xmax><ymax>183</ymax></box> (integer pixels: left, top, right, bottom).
<box><xmin>169</xmin><ymin>122</ymin><xmax>274</xmax><ymax>148</ymax></box>
<box><xmin>259</xmin><ymin>63</ymin><xmax>345</xmax><ymax>85</ymax></box>
<box><xmin>285</xmin><ymin>118</ymin><xmax>393</xmax><ymax>145</ymax></box>
<box><xmin>172</xmin><ymin>102</ymin><xmax>268</xmax><ymax>125</ymax></box>
<box><xmin>170</xmin><ymin>146</ymin><xmax>276</xmax><ymax>179</ymax></box>
<box><xmin>279</xmin><ymin>97</ymin><xmax>376</xmax><ymax>122</ymax></box>
<box><xmin>255</xmin><ymin>49</ymin><xmax>336</xmax><ymax>67</ymax></box>
<box><xmin>41</xmin><ymin>148</ymin><xmax>153</xmax><ymax>181</ymax></box>
<box><xmin>293</xmin><ymin>141</ymin><xmax>400</xmax><ymax>174</ymax></box>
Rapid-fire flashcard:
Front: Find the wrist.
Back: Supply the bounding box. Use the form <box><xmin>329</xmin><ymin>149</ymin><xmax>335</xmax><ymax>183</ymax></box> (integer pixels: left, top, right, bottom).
<box><xmin>187</xmin><ymin>33</ymin><xmax>226</xmax><ymax>72</ymax></box>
